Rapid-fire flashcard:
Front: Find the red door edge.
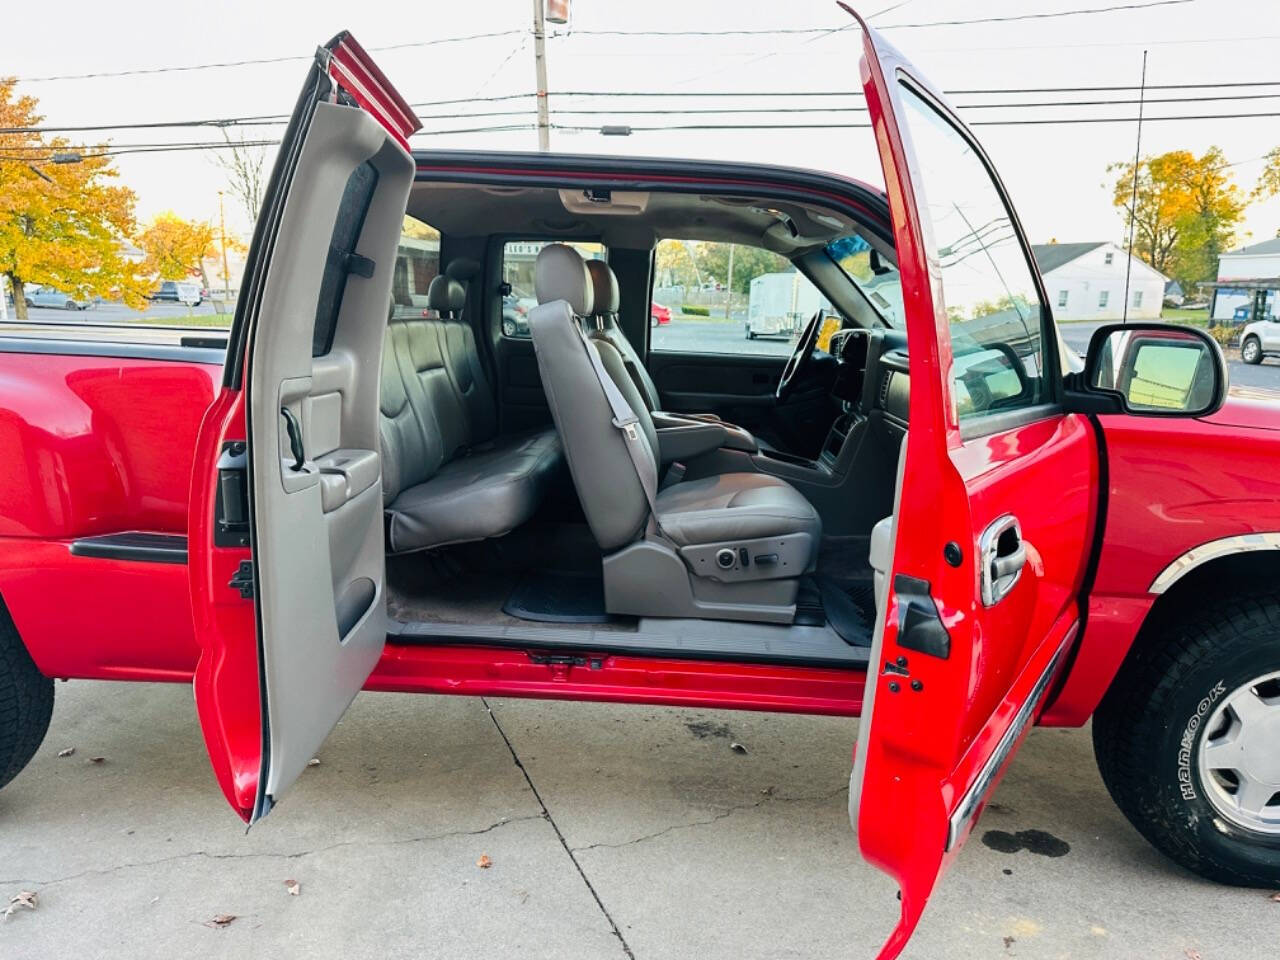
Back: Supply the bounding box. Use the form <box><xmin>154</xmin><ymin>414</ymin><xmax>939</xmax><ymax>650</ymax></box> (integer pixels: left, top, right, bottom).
<box><xmin>324</xmin><ymin>33</ymin><xmax>423</xmax><ymax>149</ymax></box>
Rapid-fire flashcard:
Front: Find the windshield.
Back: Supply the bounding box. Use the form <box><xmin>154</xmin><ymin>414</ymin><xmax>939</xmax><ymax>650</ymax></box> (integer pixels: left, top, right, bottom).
<box><xmin>826</xmin><ymin>234</ymin><xmax>903</xmax><ymax>327</ymax></box>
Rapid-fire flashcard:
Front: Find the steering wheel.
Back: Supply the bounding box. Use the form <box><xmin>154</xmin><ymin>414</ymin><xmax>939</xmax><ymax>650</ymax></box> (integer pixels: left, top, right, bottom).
<box><xmin>775</xmin><ymin>310</ymin><xmax>824</xmax><ymax>402</ymax></box>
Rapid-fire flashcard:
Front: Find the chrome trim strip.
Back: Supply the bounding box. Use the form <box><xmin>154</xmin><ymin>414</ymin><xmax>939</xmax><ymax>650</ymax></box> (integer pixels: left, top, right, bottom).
<box><xmin>1149</xmin><ymin>532</ymin><xmax>1280</xmax><ymax>594</ymax></box>
<box><xmin>945</xmin><ymin>632</ymin><xmax>1072</xmax><ymax>852</ymax></box>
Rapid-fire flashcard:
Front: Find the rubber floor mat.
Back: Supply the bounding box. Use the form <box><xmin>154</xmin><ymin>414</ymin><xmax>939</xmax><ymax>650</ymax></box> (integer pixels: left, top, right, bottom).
<box><xmin>503</xmin><ymin>570</ymin><xmax>614</xmax><ymax>624</ymax></box>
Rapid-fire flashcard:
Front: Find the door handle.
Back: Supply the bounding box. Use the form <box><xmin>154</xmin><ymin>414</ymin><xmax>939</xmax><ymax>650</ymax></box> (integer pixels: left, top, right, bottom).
<box><xmin>980</xmin><ymin>514</ymin><xmax>1025</xmax><ymax>607</ymax></box>
<box><xmin>280</xmin><ymin>406</ymin><xmax>306</xmax><ymax>472</ymax></box>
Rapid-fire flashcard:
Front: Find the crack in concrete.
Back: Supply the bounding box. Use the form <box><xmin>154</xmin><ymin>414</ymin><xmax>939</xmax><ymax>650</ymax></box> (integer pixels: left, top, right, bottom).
<box><xmin>482</xmin><ymin>698</ymin><xmax>636</xmax><ymax>960</ymax></box>
<box><xmin>0</xmin><ymin>813</ymin><xmax>541</xmax><ymax>890</ymax></box>
<box><xmin>570</xmin><ymin>785</ymin><xmax>850</xmax><ymax>853</ymax></box>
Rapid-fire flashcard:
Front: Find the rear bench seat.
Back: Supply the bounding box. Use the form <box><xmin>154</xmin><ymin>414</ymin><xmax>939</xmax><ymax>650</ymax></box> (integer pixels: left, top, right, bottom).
<box><xmin>379</xmin><ymin>275</ymin><xmax>562</xmax><ymax>553</ymax></box>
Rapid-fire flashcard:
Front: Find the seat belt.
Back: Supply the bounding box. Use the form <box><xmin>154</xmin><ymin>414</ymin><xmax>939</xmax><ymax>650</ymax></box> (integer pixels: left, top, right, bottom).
<box><xmin>576</xmin><ymin>327</ymin><xmax>662</xmax><ymax>537</ymax></box>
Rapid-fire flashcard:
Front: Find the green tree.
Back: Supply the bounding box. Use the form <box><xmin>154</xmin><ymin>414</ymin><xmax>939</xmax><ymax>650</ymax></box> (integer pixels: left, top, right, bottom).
<box><xmin>1252</xmin><ymin>146</ymin><xmax>1280</xmax><ymax>200</ymax></box>
<box><xmin>0</xmin><ymin>80</ymin><xmax>149</xmax><ymax>320</ymax></box>
<box><xmin>695</xmin><ymin>242</ymin><xmax>790</xmax><ymax>294</ymax></box>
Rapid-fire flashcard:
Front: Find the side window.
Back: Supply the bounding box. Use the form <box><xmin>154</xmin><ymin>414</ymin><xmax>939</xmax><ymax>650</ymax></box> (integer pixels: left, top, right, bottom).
<box><xmin>652</xmin><ymin>238</ymin><xmax>834</xmax><ymax>357</ymax></box>
<box><xmin>897</xmin><ymin>84</ymin><xmax>1049</xmax><ymax>423</ymax></box>
<box><xmin>500</xmin><ymin>239</ymin><xmax>604</xmax><ymax>338</ymax></box>
<box><xmin>391</xmin><ymin>215</ymin><xmax>441</xmax><ymax>320</ymax></box>
<box><xmin>312</xmin><ymin>161</ymin><xmax>379</xmax><ymax>356</ymax></box>
<box><xmin>1057</xmin><ymin>290</ymin><xmax>1069</xmax><ymax>308</ymax></box>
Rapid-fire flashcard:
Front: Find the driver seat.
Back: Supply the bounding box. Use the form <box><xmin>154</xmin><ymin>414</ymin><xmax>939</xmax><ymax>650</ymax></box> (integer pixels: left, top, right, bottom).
<box><xmin>529</xmin><ymin>244</ymin><xmax>821</xmax><ymax>624</ymax></box>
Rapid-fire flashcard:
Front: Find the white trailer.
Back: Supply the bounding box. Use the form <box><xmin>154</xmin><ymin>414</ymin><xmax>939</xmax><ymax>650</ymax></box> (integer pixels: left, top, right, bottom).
<box><xmin>746</xmin><ymin>271</ymin><xmax>827</xmax><ymax>339</ymax></box>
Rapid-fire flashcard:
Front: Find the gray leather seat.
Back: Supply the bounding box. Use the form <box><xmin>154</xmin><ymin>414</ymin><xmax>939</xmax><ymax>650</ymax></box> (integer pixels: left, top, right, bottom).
<box><xmin>379</xmin><ymin>274</ymin><xmax>562</xmax><ymax>553</ymax></box>
<box><xmin>529</xmin><ymin>244</ymin><xmax>820</xmax><ymax>622</ymax></box>
<box><xmin>583</xmin><ymin>260</ymin><xmax>663</xmax><ymax>412</ymax></box>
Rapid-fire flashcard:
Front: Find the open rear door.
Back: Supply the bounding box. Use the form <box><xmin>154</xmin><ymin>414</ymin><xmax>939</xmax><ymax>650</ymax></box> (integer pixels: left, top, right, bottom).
<box><xmin>841</xmin><ymin>8</ymin><xmax>1099</xmax><ymax>957</ymax></box>
<box><xmin>188</xmin><ymin>34</ymin><xmax>420</xmax><ymax>822</ymax></box>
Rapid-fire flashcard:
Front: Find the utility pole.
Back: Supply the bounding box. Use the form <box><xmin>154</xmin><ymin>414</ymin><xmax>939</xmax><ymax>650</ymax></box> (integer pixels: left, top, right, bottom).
<box><xmin>218</xmin><ymin>190</ymin><xmax>231</xmax><ymax>308</ymax></box>
<box><xmin>724</xmin><ymin>244</ymin><xmax>735</xmax><ymax>318</ymax></box>
<box><xmin>532</xmin><ymin>0</ymin><xmax>551</xmax><ymax>152</ymax></box>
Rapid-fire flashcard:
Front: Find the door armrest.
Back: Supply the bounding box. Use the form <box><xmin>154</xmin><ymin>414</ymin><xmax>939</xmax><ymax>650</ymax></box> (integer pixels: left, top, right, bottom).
<box><xmin>316</xmin><ymin>448</ymin><xmax>380</xmax><ymax>513</ymax></box>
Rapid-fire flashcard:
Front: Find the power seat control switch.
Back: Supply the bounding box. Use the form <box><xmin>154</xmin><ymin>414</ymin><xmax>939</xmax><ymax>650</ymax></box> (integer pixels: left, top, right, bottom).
<box><xmin>716</xmin><ymin>548</ymin><xmax>737</xmax><ymax>570</ymax></box>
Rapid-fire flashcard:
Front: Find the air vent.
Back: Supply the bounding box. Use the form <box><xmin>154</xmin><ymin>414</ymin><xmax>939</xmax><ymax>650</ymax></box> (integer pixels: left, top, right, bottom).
<box><xmin>879</xmin><ymin>371</ymin><xmax>893</xmax><ymax>407</ymax></box>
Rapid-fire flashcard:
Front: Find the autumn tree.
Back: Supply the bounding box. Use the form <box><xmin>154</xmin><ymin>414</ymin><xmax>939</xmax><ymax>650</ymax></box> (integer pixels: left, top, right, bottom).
<box><xmin>1110</xmin><ymin>148</ymin><xmax>1245</xmax><ymax>289</ymax></box>
<box><xmin>138</xmin><ymin>212</ymin><xmax>217</xmax><ymax>290</ymax></box>
<box><xmin>0</xmin><ymin>80</ymin><xmax>150</xmax><ymax>320</ymax></box>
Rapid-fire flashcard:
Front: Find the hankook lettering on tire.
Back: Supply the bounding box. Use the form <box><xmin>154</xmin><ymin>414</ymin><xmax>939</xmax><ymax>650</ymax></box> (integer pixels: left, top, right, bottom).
<box><xmin>1178</xmin><ymin>680</ymin><xmax>1227</xmax><ymax>800</ymax></box>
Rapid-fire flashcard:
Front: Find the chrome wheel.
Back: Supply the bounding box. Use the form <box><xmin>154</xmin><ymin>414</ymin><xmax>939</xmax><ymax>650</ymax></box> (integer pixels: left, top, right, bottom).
<box><xmin>1198</xmin><ymin>670</ymin><xmax>1280</xmax><ymax>836</ymax></box>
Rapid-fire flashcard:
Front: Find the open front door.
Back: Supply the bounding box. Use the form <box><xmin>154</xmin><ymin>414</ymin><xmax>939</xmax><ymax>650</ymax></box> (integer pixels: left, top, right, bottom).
<box><xmin>188</xmin><ymin>34</ymin><xmax>419</xmax><ymax>823</ymax></box>
<box><xmin>843</xmin><ymin>9</ymin><xmax>1099</xmax><ymax>957</ymax></box>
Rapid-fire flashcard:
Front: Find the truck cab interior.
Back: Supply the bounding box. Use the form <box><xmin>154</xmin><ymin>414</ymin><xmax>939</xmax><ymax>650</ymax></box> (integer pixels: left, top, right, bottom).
<box><xmin>376</xmin><ymin>168</ymin><xmax>910</xmax><ymax>668</ymax></box>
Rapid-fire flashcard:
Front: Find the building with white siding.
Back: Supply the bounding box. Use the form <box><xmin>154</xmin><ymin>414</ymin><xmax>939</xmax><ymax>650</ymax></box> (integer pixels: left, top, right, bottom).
<box><xmin>1031</xmin><ymin>242</ymin><xmax>1167</xmax><ymax>322</ymax></box>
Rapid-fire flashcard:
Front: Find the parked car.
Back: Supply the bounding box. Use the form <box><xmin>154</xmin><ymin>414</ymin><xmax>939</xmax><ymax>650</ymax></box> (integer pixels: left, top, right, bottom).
<box><xmin>149</xmin><ymin>279</ymin><xmax>203</xmax><ymax>306</ymax></box>
<box><xmin>1241</xmin><ymin>314</ymin><xmax>1279</xmax><ymax>364</ymax></box>
<box><xmin>0</xmin><ymin>24</ymin><xmax>1278</xmax><ymax>960</ymax></box>
<box><xmin>501</xmin><ymin>289</ymin><xmax>536</xmax><ymax>337</ymax></box>
<box><xmin>650</xmin><ymin>301</ymin><xmax>671</xmax><ymax>326</ymax></box>
<box><xmin>25</xmin><ymin>285</ymin><xmax>93</xmax><ymax>311</ymax></box>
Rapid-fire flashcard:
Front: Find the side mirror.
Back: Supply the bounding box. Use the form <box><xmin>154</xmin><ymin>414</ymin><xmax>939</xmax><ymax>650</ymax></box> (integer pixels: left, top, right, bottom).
<box><xmin>1080</xmin><ymin>322</ymin><xmax>1227</xmax><ymax>417</ymax></box>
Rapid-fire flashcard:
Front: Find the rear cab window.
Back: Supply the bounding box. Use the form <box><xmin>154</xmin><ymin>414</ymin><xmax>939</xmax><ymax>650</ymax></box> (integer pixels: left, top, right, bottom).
<box><xmin>501</xmin><ymin>240</ymin><xmax>604</xmax><ymax>338</ymax></box>
<box><xmin>651</xmin><ymin>238</ymin><xmax>835</xmax><ymax>358</ymax></box>
<box><xmin>391</xmin><ymin>216</ymin><xmax>441</xmax><ymax>320</ymax></box>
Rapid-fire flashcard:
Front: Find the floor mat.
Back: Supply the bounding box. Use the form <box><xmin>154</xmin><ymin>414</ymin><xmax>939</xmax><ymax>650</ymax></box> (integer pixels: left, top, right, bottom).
<box><xmin>817</xmin><ymin>575</ymin><xmax>877</xmax><ymax>647</ymax></box>
<box><xmin>503</xmin><ymin>570</ymin><xmax>614</xmax><ymax>624</ymax></box>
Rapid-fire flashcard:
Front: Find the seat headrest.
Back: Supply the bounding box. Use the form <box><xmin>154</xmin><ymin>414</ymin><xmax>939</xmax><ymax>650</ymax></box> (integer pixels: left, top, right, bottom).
<box><xmin>426</xmin><ymin>275</ymin><xmax>465</xmax><ymax>317</ymax></box>
<box><xmin>445</xmin><ymin>258</ymin><xmax>480</xmax><ymax>282</ymax></box>
<box><xmin>534</xmin><ymin>243</ymin><xmax>593</xmax><ymax>317</ymax></box>
<box><xmin>585</xmin><ymin>260</ymin><xmax>620</xmax><ymax>316</ymax></box>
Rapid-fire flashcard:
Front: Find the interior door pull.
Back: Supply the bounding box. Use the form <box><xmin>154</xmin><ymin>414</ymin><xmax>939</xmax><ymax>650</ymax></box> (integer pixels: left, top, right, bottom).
<box><xmin>980</xmin><ymin>514</ymin><xmax>1025</xmax><ymax>607</ymax></box>
<box><xmin>280</xmin><ymin>407</ymin><xmax>306</xmax><ymax>472</ymax></box>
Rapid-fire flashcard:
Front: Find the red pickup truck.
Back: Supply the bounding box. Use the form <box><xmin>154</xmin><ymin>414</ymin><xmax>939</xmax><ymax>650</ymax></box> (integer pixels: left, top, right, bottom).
<box><xmin>2</xmin><ymin>19</ymin><xmax>1277</xmax><ymax>959</ymax></box>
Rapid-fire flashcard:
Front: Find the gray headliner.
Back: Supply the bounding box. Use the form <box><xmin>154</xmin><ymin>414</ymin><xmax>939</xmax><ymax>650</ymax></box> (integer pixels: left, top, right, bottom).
<box><xmin>407</xmin><ymin>182</ymin><xmax>869</xmax><ymax>256</ymax></box>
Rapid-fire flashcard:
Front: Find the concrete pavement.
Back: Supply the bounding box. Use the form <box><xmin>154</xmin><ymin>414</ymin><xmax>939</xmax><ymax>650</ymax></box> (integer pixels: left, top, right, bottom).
<box><xmin>1</xmin><ymin>681</ymin><xmax>1275</xmax><ymax>959</ymax></box>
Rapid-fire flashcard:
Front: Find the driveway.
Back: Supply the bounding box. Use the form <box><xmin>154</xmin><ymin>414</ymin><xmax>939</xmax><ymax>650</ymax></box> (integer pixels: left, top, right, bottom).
<box><xmin>1</xmin><ymin>682</ymin><xmax>1273</xmax><ymax>959</ymax></box>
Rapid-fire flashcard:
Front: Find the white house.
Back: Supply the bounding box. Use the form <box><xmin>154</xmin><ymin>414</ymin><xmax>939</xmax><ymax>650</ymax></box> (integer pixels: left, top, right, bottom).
<box><xmin>1209</xmin><ymin>236</ymin><xmax>1280</xmax><ymax>323</ymax></box>
<box><xmin>1030</xmin><ymin>241</ymin><xmax>1167</xmax><ymax>322</ymax></box>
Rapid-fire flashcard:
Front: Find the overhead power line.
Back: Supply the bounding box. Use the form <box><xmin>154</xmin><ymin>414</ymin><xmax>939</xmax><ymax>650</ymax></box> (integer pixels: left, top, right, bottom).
<box><xmin>13</xmin><ymin>81</ymin><xmax>1280</xmax><ymax>136</ymax></box>
<box><xmin>12</xmin><ymin>30</ymin><xmax>526</xmax><ymax>83</ymax></box>
<box><xmin>12</xmin><ymin>1</ymin><xmax>1197</xmax><ymax>84</ymax></box>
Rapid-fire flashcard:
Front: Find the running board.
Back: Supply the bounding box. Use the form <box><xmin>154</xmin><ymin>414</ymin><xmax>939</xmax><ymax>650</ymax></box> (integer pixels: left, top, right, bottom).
<box><xmin>388</xmin><ymin>616</ymin><xmax>870</xmax><ymax>669</ymax></box>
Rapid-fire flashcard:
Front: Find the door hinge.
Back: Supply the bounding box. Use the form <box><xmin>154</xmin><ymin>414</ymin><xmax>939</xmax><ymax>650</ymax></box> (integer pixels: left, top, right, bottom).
<box><xmin>228</xmin><ymin>560</ymin><xmax>255</xmax><ymax>599</ymax></box>
<box><xmin>215</xmin><ymin>442</ymin><xmax>251</xmax><ymax>548</ymax></box>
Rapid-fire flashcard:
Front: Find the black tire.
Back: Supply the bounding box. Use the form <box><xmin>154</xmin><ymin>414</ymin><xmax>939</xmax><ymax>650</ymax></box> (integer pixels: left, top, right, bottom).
<box><xmin>0</xmin><ymin>599</ymin><xmax>54</xmax><ymax>791</ymax></box>
<box><xmin>1093</xmin><ymin>591</ymin><xmax>1280</xmax><ymax>887</ymax></box>
<box><xmin>1242</xmin><ymin>336</ymin><xmax>1264</xmax><ymax>365</ymax></box>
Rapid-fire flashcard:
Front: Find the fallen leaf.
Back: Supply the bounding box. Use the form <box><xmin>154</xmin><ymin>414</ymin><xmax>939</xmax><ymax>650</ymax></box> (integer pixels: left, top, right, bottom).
<box><xmin>284</xmin><ymin>879</ymin><xmax>300</xmax><ymax>897</ymax></box>
<box><xmin>57</xmin><ymin>747</ymin><xmax>74</xmax><ymax>758</ymax></box>
<box><xmin>89</xmin><ymin>757</ymin><xmax>105</xmax><ymax>764</ymax></box>
<box><xmin>1185</xmin><ymin>950</ymin><xmax>1202</xmax><ymax>960</ymax></box>
<box><xmin>729</xmin><ymin>742</ymin><xmax>748</xmax><ymax>754</ymax></box>
<box><xmin>476</xmin><ymin>854</ymin><xmax>493</xmax><ymax>869</ymax></box>
<box><xmin>3</xmin><ymin>891</ymin><xmax>37</xmax><ymax>920</ymax></box>
<box><xmin>307</xmin><ymin>758</ymin><xmax>321</xmax><ymax>767</ymax></box>
<box><xmin>205</xmin><ymin>913</ymin><xmax>237</xmax><ymax>928</ymax></box>
<box><xmin>1002</xmin><ymin>936</ymin><xmax>1016</xmax><ymax>950</ymax></box>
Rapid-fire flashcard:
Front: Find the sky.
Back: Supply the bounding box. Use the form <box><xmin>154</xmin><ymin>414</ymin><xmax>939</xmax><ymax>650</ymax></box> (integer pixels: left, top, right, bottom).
<box><xmin>5</xmin><ymin>0</ymin><xmax>1280</xmax><ymax>252</ymax></box>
